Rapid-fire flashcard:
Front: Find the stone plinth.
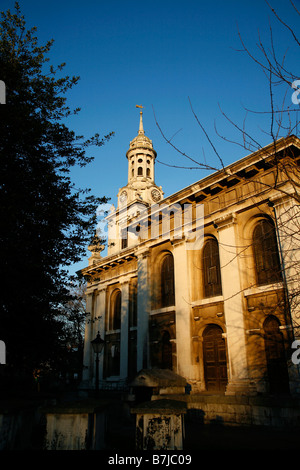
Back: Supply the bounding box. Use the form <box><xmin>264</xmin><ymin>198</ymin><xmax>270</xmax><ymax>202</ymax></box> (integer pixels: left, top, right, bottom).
<box><xmin>43</xmin><ymin>403</ymin><xmax>106</xmax><ymax>450</ymax></box>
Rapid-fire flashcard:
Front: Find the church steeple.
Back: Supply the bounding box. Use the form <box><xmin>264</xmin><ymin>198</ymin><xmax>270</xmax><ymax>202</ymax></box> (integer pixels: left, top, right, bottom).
<box><xmin>105</xmin><ymin>107</ymin><xmax>164</xmax><ymax>256</ymax></box>
<box><xmin>117</xmin><ymin>107</ymin><xmax>164</xmax><ymax>209</ymax></box>
<box><xmin>138</xmin><ymin>110</ymin><xmax>144</xmax><ymax>135</ymax></box>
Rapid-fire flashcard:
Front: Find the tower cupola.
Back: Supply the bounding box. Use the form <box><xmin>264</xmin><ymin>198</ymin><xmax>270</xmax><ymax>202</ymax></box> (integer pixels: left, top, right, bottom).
<box><xmin>117</xmin><ymin>107</ymin><xmax>163</xmax><ymax>208</ymax></box>
<box><xmin>126</xmin><ymin>109</ymin><xmax>157</xmax><ymax>184</ymax></box>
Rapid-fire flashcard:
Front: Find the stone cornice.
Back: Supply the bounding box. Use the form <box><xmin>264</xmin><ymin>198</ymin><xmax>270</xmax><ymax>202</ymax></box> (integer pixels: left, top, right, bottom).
<box><xmin>157</xmin><ymin>135</ymin><xmax>300</xmax><ymax>207</ymax></box>
<box><xmin>79</xmin><ymin>248</ymin><xmax>136</xmax><ymax>277</ymax></box>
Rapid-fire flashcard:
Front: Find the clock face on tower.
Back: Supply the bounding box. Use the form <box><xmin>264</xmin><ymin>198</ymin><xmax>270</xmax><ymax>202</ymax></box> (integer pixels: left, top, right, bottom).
<box><xmin>151</xmin><ymin>188</ymin><xmax>161</xmax><ymax>202</ymax></box>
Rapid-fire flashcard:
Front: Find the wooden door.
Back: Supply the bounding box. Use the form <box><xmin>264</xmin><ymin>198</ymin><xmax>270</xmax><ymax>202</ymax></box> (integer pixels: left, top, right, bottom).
<box><xmin>203</xmin><ymin>324</ymin><xmax>227</xmax><ymax>392</ymax></box>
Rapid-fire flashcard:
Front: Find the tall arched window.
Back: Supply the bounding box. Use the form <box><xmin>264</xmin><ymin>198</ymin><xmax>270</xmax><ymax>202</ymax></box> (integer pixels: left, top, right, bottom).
<box><xmin>253</xmin><ymin>219</ymin><xmax>282</xmax><ymax>286</ymax></box>
<box><xmin>161</xmin><ymin>253</ymin><xmax>175</xmax><ymax>307</ymax></box>
<box><xmin>138</xmin><ymin>167</ymin><xmax>143</xmax><ymax>176</ymax></box>
<box><xmin>203</xmin><ymin>238</ymin><xmax>222</xmax><ymax>297</ymax></box>
<box><xmin>109</xmin><ymin>290</ymin><xmax>121</xmax><ymax>330</ymax></box>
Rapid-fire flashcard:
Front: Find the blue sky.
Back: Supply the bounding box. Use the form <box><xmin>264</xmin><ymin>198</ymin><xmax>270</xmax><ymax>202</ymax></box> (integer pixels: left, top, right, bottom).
<box><xmin>2</xmin><ymin>0</ymin><xmax>299</xmax><ymax>273</ymax></box>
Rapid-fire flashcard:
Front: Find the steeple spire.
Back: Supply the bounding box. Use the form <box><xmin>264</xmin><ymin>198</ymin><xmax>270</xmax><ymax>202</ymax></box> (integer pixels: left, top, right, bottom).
<box><xmin>136</xmin><ymin>105</ymin><xmax>144</xmax><ymax>135</ymax></box>
<box><xmin>139</xmin><ymin>111</ymin><xmax>144</xmax><ymax>135</ymax></box>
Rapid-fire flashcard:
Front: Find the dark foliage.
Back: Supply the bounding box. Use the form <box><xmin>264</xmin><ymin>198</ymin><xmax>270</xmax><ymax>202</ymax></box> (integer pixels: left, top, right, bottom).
<box><xmin>0</xmin><ymin>3</ymin><xmax>113</xmax><ymax>386</ymax></box>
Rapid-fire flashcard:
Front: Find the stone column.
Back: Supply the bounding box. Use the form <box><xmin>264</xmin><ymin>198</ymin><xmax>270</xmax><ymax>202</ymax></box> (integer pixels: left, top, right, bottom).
<box><xmin>217</xmin><ymin>214</ymin><xmax>252</xmax><ymax>395</ymax></box>
<box><xmin>81</xmin><ymin>291</ymin><xmax>94</xmax><ymax>388</ymax></box>
<box><xmin>136</xmin><ymin>248</ymin><xmax>150</xmax><ymax>371</ymax></box>
<box><xmin>172</xmin><ymin>239</ymin><xmax>193</xmax><ymax>381</ymax></box>
<box><xmin>120</xmin><ymin>280</ymin><xmax>129</xmax><ymax>379</ymax></box>
<box><xmin>94</xmin><ymin>287</ymin><xmax>106</xmax><ymax>382</ymax></box>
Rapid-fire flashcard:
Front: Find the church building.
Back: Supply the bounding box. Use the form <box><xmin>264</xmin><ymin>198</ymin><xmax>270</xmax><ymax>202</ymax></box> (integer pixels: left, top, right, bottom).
<box><xmin>80</xmin><ymin>110</ymin><xmax>300</xmax><ymax>398</ymax></box>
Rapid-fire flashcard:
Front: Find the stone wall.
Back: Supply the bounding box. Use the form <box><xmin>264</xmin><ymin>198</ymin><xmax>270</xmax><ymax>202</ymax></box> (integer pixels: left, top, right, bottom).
<box><xmin>157</xmin><ymin>394</ymin><xmax>300</xmax><ymax>428</ymax></box>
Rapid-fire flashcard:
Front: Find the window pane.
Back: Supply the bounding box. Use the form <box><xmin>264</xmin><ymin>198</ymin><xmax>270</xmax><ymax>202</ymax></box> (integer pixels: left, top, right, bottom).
<box><xmin>161</xmin><ymin>254</ymin><xmax>175</xmax><ymax>307</ymax></box>
<box><xmin>110</xmin><ymin>290</ymin><xmax>121</xmax><ymax>330</ymax></box>
<box><xmin>203</xmin><ymin>239</ymin><xmax>222</xmax><ymax>297</ymax></box>
<box><xmin>253</xmin><ymin>220</ymin><xmax>282</xmax><ymax>285</ymax></box>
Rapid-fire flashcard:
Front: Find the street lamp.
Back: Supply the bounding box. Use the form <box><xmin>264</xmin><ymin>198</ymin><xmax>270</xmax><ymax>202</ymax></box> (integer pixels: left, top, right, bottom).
<box><xmin>91</xmin><ymin>331</ymin><xmax>105</xmax><ymax>395</ymax></box>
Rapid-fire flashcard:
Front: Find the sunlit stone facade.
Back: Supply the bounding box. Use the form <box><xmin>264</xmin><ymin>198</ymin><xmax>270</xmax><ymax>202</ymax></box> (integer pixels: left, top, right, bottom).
<box><xmin>80</xmin><ymin>113</ymin><xmax>300</xmax><ymax>397</ymax></box>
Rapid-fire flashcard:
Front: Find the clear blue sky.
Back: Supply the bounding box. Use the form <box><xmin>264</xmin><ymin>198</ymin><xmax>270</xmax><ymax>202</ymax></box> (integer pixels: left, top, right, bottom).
<box><xmin>2</xmin><ymin>0</ymin><xmax>299</xmax><ymax>273</ymax></box>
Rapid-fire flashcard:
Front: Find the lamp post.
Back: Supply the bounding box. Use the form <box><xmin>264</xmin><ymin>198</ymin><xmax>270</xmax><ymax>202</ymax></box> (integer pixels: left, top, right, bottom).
<box><xmin>91</xmin><ymin>331</ymin><xmax>105</xmax><ymax>396</ymax></box>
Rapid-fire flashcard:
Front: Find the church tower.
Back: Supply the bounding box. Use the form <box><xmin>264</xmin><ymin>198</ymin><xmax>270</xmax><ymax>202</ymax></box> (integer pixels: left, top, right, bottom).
<box><xmin>117</xmin><ymin>108</ymin><xmax>164</xmax><ymax>209</ymax></box>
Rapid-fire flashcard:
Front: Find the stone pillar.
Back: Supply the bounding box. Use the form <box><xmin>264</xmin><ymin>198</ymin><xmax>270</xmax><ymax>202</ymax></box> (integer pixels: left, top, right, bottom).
<box><xmin>81</xmin><ymin>291</ymin><xmax>94</xmax><ymax>387</ymax></box>
<box><xmin>94</xmin><ymin>288</ymin><xmax>106</xmax><ymax>382</ymax></box>
<box><xmin>120</xmin><ymin>280</ymin><xmax>129</xmax><ymax>379</ymax></box>
<box><xmin>136</xmin><ymin>248</ymin><xmax>150</xmax><ymax>371</ymax></box>
<box><xmin>172</xmin><ymin>239</ymin><xmax>193</xmax><ymax>381</ymax></box>
<box><xmin>217</xmin><ymin>214</ymin><xmax>252</xmax><ymax>395</ymax></box>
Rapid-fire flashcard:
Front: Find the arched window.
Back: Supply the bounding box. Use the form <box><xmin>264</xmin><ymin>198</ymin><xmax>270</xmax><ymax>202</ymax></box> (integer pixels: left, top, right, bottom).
<box><xmin>109</xmin><ymin>290</ymin><xmax>121</xmax><ymax>330</ymax></box>
<box><xmin>203</xmin><ymin>238</ymin><xmax>222</xmax><ymax>298</ymax></box>
<box><xmin>138</xmin><ymin>167</ymin><xmax>143</xmax><ymax>176</ymax></box>
<box><xmin>146</xmin><ymin>168</ymin><xmax>150</xmax><ymax>177</ymax></box>
<box><xmin>253</xmin><ymin>219</ymin><xmax>282</xmax><ymax>286</ymax></box>
<box><xmin>161</xmin><ymin>254</ymin><xmax>175</xmax><ymax>307</ymax></box>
